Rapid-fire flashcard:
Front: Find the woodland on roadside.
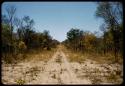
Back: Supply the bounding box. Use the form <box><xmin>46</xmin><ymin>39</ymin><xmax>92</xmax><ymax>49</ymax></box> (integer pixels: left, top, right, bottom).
<box><xmin>2</xmin><ymin>2</ymin><xmax>123</xmax><ymax>64</ymax></box>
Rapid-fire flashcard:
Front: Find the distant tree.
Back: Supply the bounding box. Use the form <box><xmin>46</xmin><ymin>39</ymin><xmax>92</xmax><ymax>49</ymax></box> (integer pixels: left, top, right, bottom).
<box><xmin>51</xmin><ymin>39</ymin><xmax>60</xmax><ymax>48</ymax></box>
<box><xmin>67</xmin><ymin>28</ymin><xmax>83</xmax><ymax>51</ymax></box>
<box><xmin>43</xmin><ymin>30</ymin><xmax>52</xmax><ymax>50</ymax></box>
<box><xmin>83</xmin><ymin>31</ymin><xmax>96</xmax><ymax>52</ymax></box>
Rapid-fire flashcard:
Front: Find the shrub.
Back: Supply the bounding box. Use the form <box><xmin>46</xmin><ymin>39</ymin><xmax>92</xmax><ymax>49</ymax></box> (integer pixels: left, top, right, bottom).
<box><xmin>18</xmin><ymin>41</ymin><xmax>27</xmax><ymax>53</ymax></box>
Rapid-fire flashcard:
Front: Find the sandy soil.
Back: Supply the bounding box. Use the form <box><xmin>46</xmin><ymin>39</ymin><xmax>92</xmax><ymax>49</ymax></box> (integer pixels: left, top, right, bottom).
<box><xmin>2</xmin><ymin>48</ymin><xmax>123</xmax><ymax>85</ymax></box>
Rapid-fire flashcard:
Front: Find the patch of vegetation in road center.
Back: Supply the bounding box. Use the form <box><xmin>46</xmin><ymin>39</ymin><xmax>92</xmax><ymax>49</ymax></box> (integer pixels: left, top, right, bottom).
<box><xmin>55</xmin><ymin>55</ymin><xmax>62</xmax><ymax>63</ymax></box>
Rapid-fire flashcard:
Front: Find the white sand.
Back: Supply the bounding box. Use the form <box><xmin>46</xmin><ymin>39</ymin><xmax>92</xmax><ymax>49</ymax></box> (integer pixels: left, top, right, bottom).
<box><xmin>2</xmin><ymin>49</ymin><xmax>123</xmax><ymax>85</ymax></box>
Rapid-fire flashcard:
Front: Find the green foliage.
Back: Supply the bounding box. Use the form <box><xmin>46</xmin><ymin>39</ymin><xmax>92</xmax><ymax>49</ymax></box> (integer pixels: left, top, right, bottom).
<box><xmin>65</xmin><ymin>28</ymin><xmax>99</xmax><ymax>53</ymax></box>
<box><xmin>67</xmin><ymin>28</ymin><xmax>83</xmax><ymax>41</ymax></box>
<box><xmin>66</xmin><ymin>28</ymin><xmax>83</xmax><ymax>51</ymax></box>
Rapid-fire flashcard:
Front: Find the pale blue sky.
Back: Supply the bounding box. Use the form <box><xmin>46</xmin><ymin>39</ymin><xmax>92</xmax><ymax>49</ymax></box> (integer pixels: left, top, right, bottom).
<box><xmin>2</xmin><ymin>2</ymin><xmax>103</xmax><ymax>42</ymax></box>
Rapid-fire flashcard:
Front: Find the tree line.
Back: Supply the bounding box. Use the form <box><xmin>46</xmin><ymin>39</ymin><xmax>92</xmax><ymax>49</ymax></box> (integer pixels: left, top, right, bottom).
<box><xmin>2</xmin><ymin>2</ymin><xmax>123</xmax><ymax>63</ymax></box>
<box><xmin>62</xmin><ymin>2</ymin><xmax>123</xmax><ymax>62</ymax></box>
<box><xmin>2</xmin><ymin>5</ymin><xmax>60</xmax><ymax>61</ymax></box>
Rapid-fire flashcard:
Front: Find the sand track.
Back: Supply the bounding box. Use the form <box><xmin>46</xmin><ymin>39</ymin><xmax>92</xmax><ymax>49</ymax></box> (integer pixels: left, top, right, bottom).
<box><xmin>2</xmin><ymin>48</ymin><xmax>123</xmax><ymax>85</ymax></box>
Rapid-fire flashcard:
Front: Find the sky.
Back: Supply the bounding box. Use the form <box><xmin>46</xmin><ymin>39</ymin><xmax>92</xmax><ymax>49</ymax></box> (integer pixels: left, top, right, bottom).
<box><xmin>2</xmin><ymin>2</ymin><xmax>103</xmax><ymax>42</ymax></box>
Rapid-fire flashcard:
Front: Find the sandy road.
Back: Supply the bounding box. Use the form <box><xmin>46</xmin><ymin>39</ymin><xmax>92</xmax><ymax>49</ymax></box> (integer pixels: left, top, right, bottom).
<box><xmin>28</xmin><ymin>49</ymin><xmax>91</xmax><ymax>84</ymax></box>
<box><xmin>2</xmin><ymin>46</ymin><xmax>122</xmax><ymax>84</ymax></box>
<box><xmin>2</xmin><ymin>48</ymin><xmax>91</xmax><ymax>84</ymax></box>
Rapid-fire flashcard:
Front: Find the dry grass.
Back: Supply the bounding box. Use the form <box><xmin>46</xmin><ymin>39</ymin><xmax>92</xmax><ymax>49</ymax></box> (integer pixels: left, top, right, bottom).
<box><xmin>87</xmin><ymin>53</ymin><xmax>123</xmax><ymax>65</ymax></box>
<box><xmin>25</xmin><ymin>48</ymin><xmax>57</xmax><ymax>62</ymax></box>
<box><xmin>61</xmin><ymin>45</ymin><xmax>123</xmax><ymax>65</ymax></box>
<box><xmin>2</xmin><ymin>47</ymin><xmax>57</xmax><ymax>65</ymax></box>
<box><xmin>68</xmin><ymin>53</ymin><xmax>86</xmax><ymax>63</ymax></box>
<box><xmin>61</xmin><ymin>45</ymin><xmax>86</xmax><ymax>63</ymax></box>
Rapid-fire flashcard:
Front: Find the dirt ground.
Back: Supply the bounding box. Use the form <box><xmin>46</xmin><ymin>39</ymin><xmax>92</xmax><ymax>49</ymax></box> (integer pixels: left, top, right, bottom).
<box><xmin>2</xmin><ymin>47</ymin><xmax>123</xmax><ymax>85</ymax></box>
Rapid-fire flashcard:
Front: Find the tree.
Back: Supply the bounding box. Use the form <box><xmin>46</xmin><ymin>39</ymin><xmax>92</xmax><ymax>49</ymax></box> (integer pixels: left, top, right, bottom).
<box><xmin>18</xmin><ymin>16</ymin><xmax>35</xmax><ymax>48</ymax></box>
<box><xmin>83</xmin><ymin>31</ymin><xmax>96</xmax><ymax>53</ymax></box>
<box><xmin>6</xmin><ymin>5</ymin><xmax>16</xmax><ymax>44</ymax></box>
<box><xmin>99</xmin><ymin>23</ymin><xmax>107</xmax><ymax>55</ymax></box>
<box><xmin>66</xmin><ymin>29</ymin><xmax>88</xmax><ymax>52</ymax></box>
<box><xmin>2</xmin><ymin>15</ymin><xmax>9</xmax><ymax>24</ymax></box>
<box><xmin>95</xmin><ymin>2</ymin><xmax>123</xmax><ymax>62</ymax></box>
<box><xmin>67</xmin><ymin>28</ymin><xmax>83</xmax><ymax>51</ymax></box>
<box><xmin>2</xmin><ymin>5</ymin><xmax>59</xmax><ymax>63</ymax></box>
<box><xmin>2</xmin><ymin>23</ymin><xmax>11</xmax><ymax>53</ymax></box>
<box><xmin>43</xmin><ymin>30</ymin><xmax>52</xmax><ymax>50</ymax></box>
<box><xmin>65</xmin><ymin>28</ymin><xmax>99</xmax><ymax>54</ymax></box>
<box><xmin>14</xmin><ymin>17</ymin><xmax>22</xmax><ymax>31</ymax></box>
